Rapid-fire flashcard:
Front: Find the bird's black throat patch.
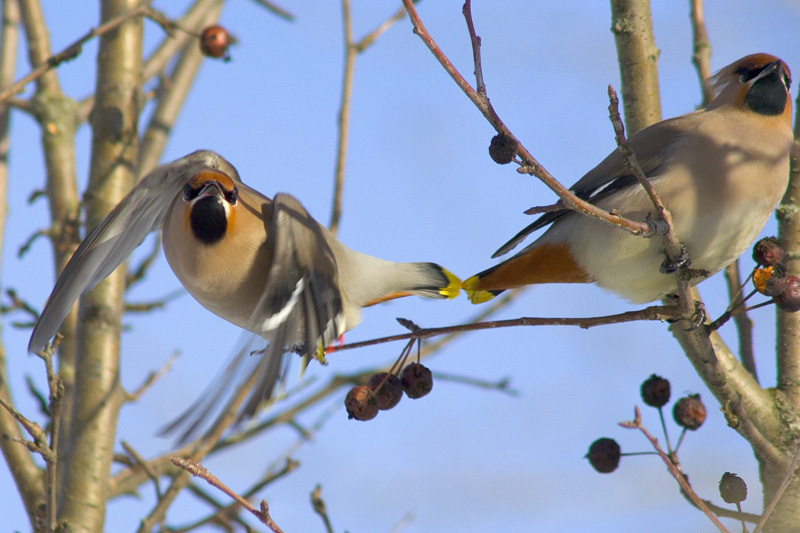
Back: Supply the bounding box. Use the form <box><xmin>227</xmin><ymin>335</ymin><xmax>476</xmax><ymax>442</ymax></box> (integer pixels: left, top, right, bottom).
<box><xmin>746</xmin><ymin>70</ymin><xmax>789</xmax><ymax>116</ymax></box>
<box><xmin>190</xmin><ymin>196</ymin><xmax>227</xmax><ymax>244</ymax></box>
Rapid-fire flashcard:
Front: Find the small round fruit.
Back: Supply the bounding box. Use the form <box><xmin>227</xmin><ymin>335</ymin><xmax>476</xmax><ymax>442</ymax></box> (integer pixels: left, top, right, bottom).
<box><xmin>719</xmin><ymin>472</ymin><xmax>747</xmax><ymax>504</ymax></box>
<box><xmin>753</xmin><ymin>237</ymin><xmax>784</xmax><ymax>267</ymax></box>
<box><xmin>344</xmin><ymin>385</ymin><xmax>378</xmax><ymax>421</ymax></box>
<box><xmin>673</xmin><ymin>394</ymin><xmax>706</xmax><ymax>431</ymax></box>
<box><xmin>488</xmin><ymin>133</ymin><xmax>517</xmax><ymax>164</ymax></box>
<box><xmin>640</xmin><ymin>374</ymin><xmax>670</xmax><ymax>408</ymax></box>
<box><xmin>200</xmin><ymin>25</ymin><xmax>232</xmax><ymax>59</ymax></box>
<box><xmin>754</xmin><ymin>265</ymin><xmax>788</xmax><ymax>297</ymax></box>
<box><xmin>367</xmin><ymin>372</ymin><xmax>403</xmax><ymax>410</ymax></box>
<box><xmin>775</xmin><ymin>276</ymin><xmax>800</xmax><ymax>313</ymax></box>
<box><xmin>586</xmin><ymin>437</ymin><xmax>621</xmax><ymax>473</ymax></box>
<box><xmin>400</xmin><ymin>363</ymin><xmax>433</xmax><ymax>399</ymax></box>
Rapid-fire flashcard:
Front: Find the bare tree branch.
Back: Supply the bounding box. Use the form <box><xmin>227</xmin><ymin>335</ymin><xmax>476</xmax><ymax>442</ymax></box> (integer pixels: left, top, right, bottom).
<box><xmin>609</xmin><ymin>0</ymin><xmax>662</xmax><ymax>135</ymax></box>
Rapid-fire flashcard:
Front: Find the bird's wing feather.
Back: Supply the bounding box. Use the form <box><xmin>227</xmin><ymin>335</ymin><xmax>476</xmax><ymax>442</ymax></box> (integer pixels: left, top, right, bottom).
<box><xmin>28</xmin><ymin>150</ymin><xmax>236</xmax><ymax>353</ymax></box>
<box><xmin>172</xmin><ymin>193</ymin><xmax>348</xmax><ymax>433</ymax></box>
<box><xmin>492</xmin><ymin>117</ymin><xmax>691</xmax><ymax>258</ymax></box>
<box><xmin>238</xmin><ymin>193</ymin><xmax>347</xmax><ymax>416</ymax></box>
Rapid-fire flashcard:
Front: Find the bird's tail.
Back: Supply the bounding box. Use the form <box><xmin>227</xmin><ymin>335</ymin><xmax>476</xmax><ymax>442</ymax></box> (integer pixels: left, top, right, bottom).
<box><xmin>462</xmin><ymin>242</ymin><xmax>593</xmax><ymax>304</ymax></box>
<box><xmin>357</xmin><ymin>261</ymin><xmax>461</xmax><ymax>307</ymax></box>
<box><xmin>407</xmin><ymin>262</ymin><xmax>462</xmax><ymax>300</ymax></box>
<box><xmin>463</xmin><ymin>274</ymin><xmax>504</xmax><ymax>304</ymax></box>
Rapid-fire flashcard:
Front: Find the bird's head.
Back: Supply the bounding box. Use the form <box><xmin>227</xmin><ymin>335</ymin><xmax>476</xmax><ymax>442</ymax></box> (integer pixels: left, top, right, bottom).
<box><xmin>183</xmin><ymin>169</ymin><xmax>239</xmax><ymax>244</ymax></box>
<box><xmin>707</xmin><ymin>53</ymin><xmax>792</xmax><ymax>122</ymax></box>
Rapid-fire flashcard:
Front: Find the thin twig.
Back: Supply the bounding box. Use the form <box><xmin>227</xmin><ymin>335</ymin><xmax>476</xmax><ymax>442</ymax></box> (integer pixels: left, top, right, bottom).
<box><xmin>354</xmin><ymin>4</ymin><xmax>408</xmax><ymax>52</ymax></box>
<box><xmin>723</xmin><ymin>262</ymin><xmax>757</xmax><ymax>380</ymax></box>
<box><xmin>401</xmin><ymin>0</ymin><xmax>655</xmax><ymax>239</ymax></box>
<box><xmin>329</xmin><ymin>0</ymin><xmax>354</xmax><ymax>235</ymax></box>
<box><xmin>607</xmin><ymin>85</ymin><xmax>695</xmax><ymax>317</ymax></box>
<box><xmin>432</xmin><ymin>372</ymin><xmax>518</xmax><ymax>396</ymax></box>
<box><xmin>121</xmin><ymin>441</ymin><xmax>163</xmax><ymax>500</ymax></box>
<box><xmin>171</xmin><ymin>457</ymin><xmax>284</xmax><ymax>533</ymax></box>
<box><xmin>689</xmin><ymin>0</ymin><xmax>712</xmax><ymax>106</ymax></box>
<box><xmin>333</xmin><ymin>304</ymin><xmax>682</xmax><ymax>352</ymax></box>
<box><xmin>249</xmin><ymin>0</ymin><xmax>296</xmax><ymax>21</ymax></box>
<box><xmin>36</xmin><ymin>338</ymin><xmax>63</xmax><ymax>531</ymax></box>
<box><xmin>174</xmin><ymin>458</ymin><xmax>299</xmax><ymax>532</ymax></box>
<box><xmin>0</xmin><ymin>1</ymin><xmax>154</xmax><ymax>103</ymax></box>
<box><xmin>329</xmin><ymin>3</ymin><xmax>411</xmax><ymax>235</ymax></box>
<box><xmin>620</xmin><ymin>407</ymin><xmax>728</xmax><ymax>532</ymax></box>
<box><xmin>461</xmin><ymin>0</ymin><xmax>485</xmax><ymax>96</ymax></box>
<box><xmin>126</xmin><ymin>352</ymin><xmax>179</xmax><ymax>401</ymax></box>
<box><xmin>523</xmin><ymin>202</ymin><xmax>565</xmax><ymax>215</ymax></box>
<box><xmin>311</xmin><ymin>485</ymin><xmax>335</xmax><ymax>533</ymax></box>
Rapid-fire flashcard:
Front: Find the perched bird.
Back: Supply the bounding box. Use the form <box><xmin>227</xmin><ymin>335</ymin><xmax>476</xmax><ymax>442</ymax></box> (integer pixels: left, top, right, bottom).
<box><xmin>28</xmin><ymin>150</ymin><xmax>460</xmax><ymax>434</ymax></box>
<box><xmin>464</xmin><ymin>53</ymin><xmax>793</xmax><ymax>304</ymax></box>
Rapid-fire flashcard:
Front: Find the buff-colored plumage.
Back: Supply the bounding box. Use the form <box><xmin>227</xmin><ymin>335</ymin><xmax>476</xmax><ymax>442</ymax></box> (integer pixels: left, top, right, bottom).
<box><xmin>465</xmin><ymin>53</ymin><xmax>793</xmax><ymax>304</ymax></box>
<box><xmin>29</xmin><ymin>151</ymin><xmax>460</xmax><ymax>436</ymax></box>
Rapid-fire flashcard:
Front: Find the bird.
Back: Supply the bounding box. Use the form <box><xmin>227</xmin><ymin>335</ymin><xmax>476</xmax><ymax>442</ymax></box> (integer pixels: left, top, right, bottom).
<box><xmin>28</xmin><ymin>150</ymin><xmax>461</xmax><ymax>435</ymax></box>
<box><xmin>464</xmin><ymin>53</ymin><xmax>793</xmax><ymax>305</ymax></box>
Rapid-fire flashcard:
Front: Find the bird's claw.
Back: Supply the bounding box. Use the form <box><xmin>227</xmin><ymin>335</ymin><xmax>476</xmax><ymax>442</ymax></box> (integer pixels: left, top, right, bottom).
<box><xmin>660</xmin><ymin>245</ymin><xmax>691</xmax><ymax>274</ymax></box>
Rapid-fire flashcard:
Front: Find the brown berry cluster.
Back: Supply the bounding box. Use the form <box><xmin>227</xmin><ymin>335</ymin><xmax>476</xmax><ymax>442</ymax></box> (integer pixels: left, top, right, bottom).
<box><xmin>586</xmin><ymin>375</ymin><xmax>707</xmax><ymax>474</ymax></box>
<box><xmin>344</xmin><ymin>363</ymin><xmax>433</xmax><ymax>421</ymax></box>
<box><xmin>752</xmin><ymin>237</ymin><xmax>800</xmax><ymax>312</ymax></box>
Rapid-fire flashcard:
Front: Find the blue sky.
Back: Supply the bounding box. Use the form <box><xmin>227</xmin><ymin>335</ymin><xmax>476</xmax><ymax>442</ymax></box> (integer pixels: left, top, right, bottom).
<box><xmin>3</xmin><ymin>1</ymin><xmax>800</xmax><ymax>531</ymax></box>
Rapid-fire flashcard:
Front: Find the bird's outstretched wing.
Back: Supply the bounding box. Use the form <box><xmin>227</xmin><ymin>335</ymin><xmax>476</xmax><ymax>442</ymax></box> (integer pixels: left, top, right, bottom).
<box><xmin>239</xmin><ymin>193</ymin><xmax>346</xmax><ymax>417</ymax></box>
<box><xmin>28</xmin><ymin>150</ymin><xmax>238</xmax><ymax>353</ymax></box>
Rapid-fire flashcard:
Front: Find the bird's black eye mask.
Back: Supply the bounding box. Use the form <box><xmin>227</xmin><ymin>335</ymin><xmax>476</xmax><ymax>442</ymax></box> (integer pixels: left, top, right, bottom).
<box><xmin>737</xmin><ymin>62</ymin><xmax>791</xmax><ymax>90</ymax></box>
<box><xmin>183</xmin><ymin>181</ymin><xmax>239</xmax><ymax>205</ymax></box>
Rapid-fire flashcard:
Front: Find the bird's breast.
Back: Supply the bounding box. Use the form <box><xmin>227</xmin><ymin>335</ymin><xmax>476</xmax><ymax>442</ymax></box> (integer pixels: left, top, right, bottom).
<box><xmin>162</xmin><ymin>198</ymin><xmax>270</xmax><ymax>332</ymax></box>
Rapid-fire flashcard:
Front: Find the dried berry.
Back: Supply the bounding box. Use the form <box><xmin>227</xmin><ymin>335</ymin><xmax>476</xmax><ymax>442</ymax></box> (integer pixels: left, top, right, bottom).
<box><xmin>367</xmin><ymin>372</ymin><xmax>403</xmax><ymax>411</ymax></box>
<box><xmin>488</xmin><ymin>133</ymin><xmax>517</xmax><ymax>164</ymax></box>
<box><xmin>753</xmin><ymin>237</ymin><xmax>784</xmax><ymax>267</ymax></box>
<box><xmin>640</xmin><ymin>374</ymin><xmax>670</xmax><ymax>408</ymax></box>
<box><xmin>775</xmin><ymin>275</ymin><xmax>800</xmax><ymax>312</ymax></box>
<box><xmin>400</xmin><ymin>363</ymin><xmax>433</xmax><ymax>399</ymax></box>
<box><xmin>344</xmin><ymin>385</ymin><xmax>378</xmax><ymax>421</ymax></box>
<box><xmin>673</xmin><ymin>394</ymin><xmax>706</xmax><ymax>431</ymax></box>
<box><xmin>754</xmin><ymin>264</ymin><xmax>788</xmax><ymax>297</ymax></box>
<box><xmin>200</xmin><ymin>25</ymin><xmax>232</xmax><ymax>59</ymax></box>
<box><xmin>586</xmin><ymin>438</ymin><xmax>621</xmax><ymax>473</ymax></box>
<box><xmin>719</xmin><ymin>472</ymin><xmax>747</xmax><ymax>504</ymax></box>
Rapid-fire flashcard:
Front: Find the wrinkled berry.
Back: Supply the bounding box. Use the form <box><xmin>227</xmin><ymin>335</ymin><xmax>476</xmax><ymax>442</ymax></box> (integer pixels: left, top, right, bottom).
<box><xmin>753</xmin><ymin>237</ymin><xmax>784</xmax><ymax>267</ymax></box>
<box><xmin>640</xmin><ymin>374</ymin><xmax>671</xmax><ymax>408</ymax></box>
<box><xmin>673</xmin><ymin>394</ymin><xmax>706</xmax><ymax>430</ymax></box>
<box><xmin>754</xmin><ymin>265</ymin><xmax>788</xmax><ymax>297</ymax></box>
<box><xmin>775</xmin><ymin>275</ymin><xmax>800</xmax><ymax>312</ymax></box>
<box><xmin>719</xmin><ymin>472</ymin><xmax>747</xmax><ymax>504</ymax></box>
<box><xmin>400</xmin><ymin>363</ymin><xmax>433</xmax><ymax>399</ymax></box>
<box><xmin>586</xmin><ymin>437</ymin><xmax>621</xmax><ymax>473</ymax></box>
<box><xmin>344</xmin><ymin>385</ymin><xmax>378</xmax><ymax>421</ymax></box>
<box><xmin>367</xmin><ymin>372</ymin><xmax>403</xmax><ymax>411</ymax></box>
<box><xmin>200</xmin><ymin>25</ymin><xmax>232</xmax><ymax>59</ymax></box>
<box><xmin>488</xmin><ymin>133</ymin><xmax>517</xmax><ymax>164</ymax></box>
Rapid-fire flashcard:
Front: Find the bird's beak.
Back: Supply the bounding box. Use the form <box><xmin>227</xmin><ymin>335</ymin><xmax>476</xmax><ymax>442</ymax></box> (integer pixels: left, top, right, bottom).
<box><xmin>753</xmin><ymin>60</ymin><xmax>784</xmax><ymax>84</ymax></box>
<box><xmin>194</xmin><ymin>181</ymin><xmax>225</xmax><ymax>201</ymax></box>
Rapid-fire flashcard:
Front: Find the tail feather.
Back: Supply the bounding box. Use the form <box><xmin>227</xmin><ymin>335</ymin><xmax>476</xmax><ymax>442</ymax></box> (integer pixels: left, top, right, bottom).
<box><xmin>404</xmin><ymin>262</ymin><xmax>461</xmax><ymax>300</ymax></box>
<box><xmin>463</xmin><ymin>242</ymin><xmax>593</xmax><ymax>304</ymax></box>
<box><xmin>463</xmin><ymin>274</ymin><xmax>504</xmax><ymax>303</ymax></box>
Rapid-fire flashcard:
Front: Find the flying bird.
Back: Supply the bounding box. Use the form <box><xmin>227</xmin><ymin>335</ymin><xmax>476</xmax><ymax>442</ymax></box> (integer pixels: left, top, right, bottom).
<box><xmin>28</xmin><ymin>150</ymin><xmax>460</xmax><ymax>434</ymax></box>
<box><xmin>464</xmin><ymin>53</ymin><xmax>793</xmax><ymax>304</ymax></box>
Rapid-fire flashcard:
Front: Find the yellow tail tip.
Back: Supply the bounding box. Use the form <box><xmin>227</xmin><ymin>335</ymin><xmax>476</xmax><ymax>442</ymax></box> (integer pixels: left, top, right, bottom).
<box><xmin>439</xmin><ymin>268</ymin><xmax>463</xmax><ymax>299</ymax></box>
<box><xmin>462</xmin><ymin>275</ymin><xmax>497</xmax><ymax>304</ymax></box>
